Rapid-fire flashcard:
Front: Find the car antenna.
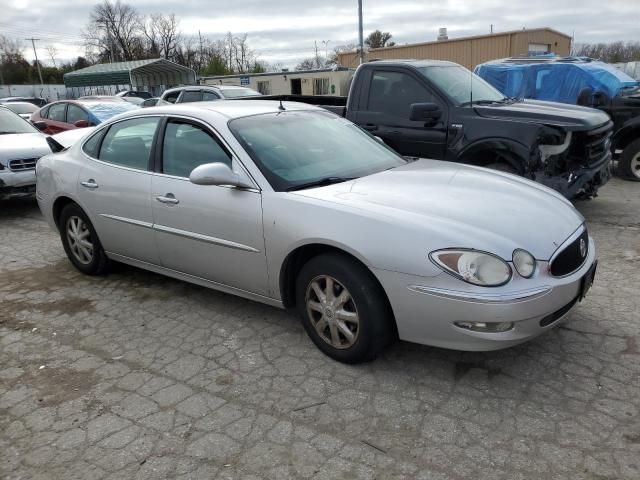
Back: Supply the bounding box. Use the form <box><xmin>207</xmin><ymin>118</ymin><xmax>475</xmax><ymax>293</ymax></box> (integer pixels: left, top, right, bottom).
<box><xmin>278</xmin><ymin>96</ymin><xmax>286</xmax><ymax>111</ymax></box>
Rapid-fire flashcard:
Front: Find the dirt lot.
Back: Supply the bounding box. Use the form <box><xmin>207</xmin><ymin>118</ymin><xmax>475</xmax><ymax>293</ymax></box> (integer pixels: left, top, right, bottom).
<box><xmin>1</xmin><ymin>178</ymin><xmax>639</xmax><ymax>480</ymax></box>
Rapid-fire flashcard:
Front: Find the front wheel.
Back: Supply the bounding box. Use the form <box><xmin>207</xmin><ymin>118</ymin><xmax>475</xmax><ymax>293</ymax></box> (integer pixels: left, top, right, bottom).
<box><xmin>59</xmin><ymin>203</ymin><xmax>110</xmax><ymax>275</ymax></box>
<box><xmin>296</xmin><ymin>253</ymin><xmax>395</xmax><ymax>363</ymax></box>
<box><xmin>618</xmin><ymin>139</ymin><xmax>640</xmax><ymax>182</ymax></box>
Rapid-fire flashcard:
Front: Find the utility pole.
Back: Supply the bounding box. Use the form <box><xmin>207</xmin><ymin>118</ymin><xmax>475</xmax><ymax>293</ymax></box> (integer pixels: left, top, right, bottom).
<box><xmin>26</xmin><ymin>38</ymin><xmax>44</xmax><ymax>85</ymax></box>
<box><xmin>358</xmin><ymin>0</ymin><xmax>365</xmax><ymax>64</ymax></box>
<box><xmin>322</xmin><ymin>40</ymin><xmax>331</xmax><ymax>63</ymax></box>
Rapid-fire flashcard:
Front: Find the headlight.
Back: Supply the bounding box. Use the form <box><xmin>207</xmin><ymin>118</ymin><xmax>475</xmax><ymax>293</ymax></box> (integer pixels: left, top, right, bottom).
<box><xmin>512</xmin><ymin>249</ymin><xmax>536</xmax><ymax>278</ymax></box>
<box><xmin>430</xmin><ymin>249</ymin><xmax>512</xmax><ymax>287</ymax></box>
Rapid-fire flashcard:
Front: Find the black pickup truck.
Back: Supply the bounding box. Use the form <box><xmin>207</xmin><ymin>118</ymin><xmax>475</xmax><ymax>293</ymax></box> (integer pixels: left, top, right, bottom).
<box><xmin>262</xmin><ymin>60</ymin><xmax>614</xmax><ymax>199</ymax></box>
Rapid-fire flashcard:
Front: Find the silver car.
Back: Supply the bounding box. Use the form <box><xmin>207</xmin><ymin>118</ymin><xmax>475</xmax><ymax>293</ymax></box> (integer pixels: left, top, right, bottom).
<box><xmin>36</xmin><ymin>101</ymin><xmax>597</xmax><ymax>363</ymax></box>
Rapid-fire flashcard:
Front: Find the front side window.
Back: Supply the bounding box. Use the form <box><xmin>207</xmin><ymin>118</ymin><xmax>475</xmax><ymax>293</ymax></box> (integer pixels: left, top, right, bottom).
<box><xmin>368</xmin><ymin>71</ymin><xmax>435</xmax><ymax>119</ymax></box>
<box><xmin>48</xmin><ymin>103</ymin><xmax>66</xmax><ymax>122</ymax></box>
<box><xmin>180</xmin><ymin>91</ymin><xmax>203</xmax><ymax>103</ymax></box>
<box><xmin>98</xmin><ymin>117</ymin><xmax>159</xmax><ymax>170</ymax></box>
<box><xmin>230</xmin><ymin>110</ymin><xmax>406</xmax><ymax>192</ymax></box>
<box><xmin>162</xmin><ymin>121</ymin><xmax>231</xmax><ymax>177</ymax></box>
<box><xmin>419</xmin><ymin>65</ymin><xmax>505</xmax><ymax>106</ymax></box>
<box><xmin>67</xmin><ymin>104</ymin><xmax>89</xmax><ymax>124</ymax></box>
<box><xmin>202</xmin><ymin>91</ymin><xmax>220</xmax><ymax>101</ymax></box>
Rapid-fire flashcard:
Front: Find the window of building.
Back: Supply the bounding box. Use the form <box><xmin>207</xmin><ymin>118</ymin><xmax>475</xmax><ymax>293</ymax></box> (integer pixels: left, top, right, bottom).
<box><xmin>313</xmin><ymin>78</ymin><xmax>330</xmax><ymax>95</ymax></box>
<box><xmin>98</xmin><ymin>117</ymin><xmax>159</xmax><ymax>170</ymax></box>
<box><xmin>528</xmin><ymin>43</ymin><xmax>551</xmax><ymax>56</ymax></box>
<box><xmin>257</xmin><ymin>81</ymin><xmax>271</xmax><ymax>95</ymax></box>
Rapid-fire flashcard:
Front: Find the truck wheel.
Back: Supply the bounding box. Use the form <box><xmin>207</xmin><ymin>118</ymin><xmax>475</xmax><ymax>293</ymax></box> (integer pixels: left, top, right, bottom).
<box><xmin>295</xmin><ymin>253</ymin><xmax>395</xmax><ymax>364</ymax></box>
<box><xmin>487</xmin><ymin>162</ymin><xmax>518</xmax><ymax>175</ymax></box>
<box><xmin>618</xmin><ymin>139</ymin><xmax>640</xmax><ymax>182</ymax></box>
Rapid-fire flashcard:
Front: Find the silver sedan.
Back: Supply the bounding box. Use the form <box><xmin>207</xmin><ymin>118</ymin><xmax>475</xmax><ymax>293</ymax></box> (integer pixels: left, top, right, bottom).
<box><xmin>36</xmin><ymin>101</ymin><xmax>597</xmax><ymax>363</ymax></box>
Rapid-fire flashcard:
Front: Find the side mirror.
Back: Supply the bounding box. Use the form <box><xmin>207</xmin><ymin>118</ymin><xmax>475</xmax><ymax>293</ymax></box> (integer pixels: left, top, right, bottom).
<box><xmin>409</xmin><ymin>102</ymin><xmax>442</xmax><ymax>123</ymax></box>
<box><xmin>32</xmin><ymin>120</ymin><xmax>47</xmax><ymax>131</ymax></box>
<box><xmin>374</xmin><ymin>135</ymin><xmax>385</xmax><ymax>144</ymax></box>
<box><xmin>74</xmin><ymin>119</ymin><xmax>90</xmax><ymax>128</ymax></box>
<box><xmin>189</xmin><ymin>162</ymin><xmax>253</xmax><ymax>189</ymax></box>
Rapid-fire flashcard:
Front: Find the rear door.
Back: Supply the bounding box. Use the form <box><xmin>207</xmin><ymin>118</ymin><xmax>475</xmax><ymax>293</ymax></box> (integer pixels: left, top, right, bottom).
<box><xmin>151</xmin><ymin>117</ymin><xmax>269</xmax><ymax>295</ymax></box>
<box><xmin>356</xmin><ymin>69</ymin><xmax>448</xmax><ymax>159</ymax></box>
<box><xmin>77</xmin><ymin>116</ymin><xmax>161</xmax><ymax>264</ymax></box>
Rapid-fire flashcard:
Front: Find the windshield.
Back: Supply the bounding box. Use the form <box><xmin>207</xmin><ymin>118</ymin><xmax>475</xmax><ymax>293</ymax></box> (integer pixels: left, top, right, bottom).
<box><xmin>86</xmin><ymin>102</ymin><xmax>139</xmax><ymax>122</ymax></box>
<box><xmin>221</xmin><ymin>88</ymin><xmax>261</xmax><ymax>98</ymax></box>
<box><xmin>229</xmin><ymin>110</ymin><xmax>407</xmax><ymax>191</ymax></box>
<box><xmin>5</xmin><ymin>103</ymin><xmax>37</xmax><ymax>114</ymax></box>
<box><xmin>419</xmin><ymin>65</ymin><xmax>506</xmax><ymax>105</ymax></box>
<box><xmin>0</xmin><ymin>107</ymin><xmax>38</xmax><ymax>134</ymax></box>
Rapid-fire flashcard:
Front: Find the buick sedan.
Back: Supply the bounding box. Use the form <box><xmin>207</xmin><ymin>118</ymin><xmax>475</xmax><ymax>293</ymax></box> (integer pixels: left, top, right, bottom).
<box><xmin>36</xmin><ymin>101</ymin><xmax>597</xmax><ymax>363</ymax></box>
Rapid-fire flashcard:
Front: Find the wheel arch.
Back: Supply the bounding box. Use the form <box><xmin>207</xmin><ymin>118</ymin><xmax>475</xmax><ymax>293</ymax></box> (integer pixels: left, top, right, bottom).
<box><xmin>612</xmin><ymin>121</ymin><xmax>640</xmax><ymax>153</ymax></box>
<box><xmin>52</xmin><ymin>195</ymin><xmax>77</xmax><ymax>230</ymax></box>
<box><xmin>457</xmin><ymin>138</ymin><xmax>530</xmax><ymax>174</ymax></box>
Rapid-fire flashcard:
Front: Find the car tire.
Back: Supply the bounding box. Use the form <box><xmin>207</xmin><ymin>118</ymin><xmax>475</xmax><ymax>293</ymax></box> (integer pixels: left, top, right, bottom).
<box><xmin>295</xmin><ymin>252</ymin><xmax>395</xmax><ymax>363</ymax></box>
<box><xmin>59</xmin><ymin>203</ymin><xmax>110</xmax><ymax>275</ymax></box>
<box><xmin>618</xmin><ymin>139</ymin><xmax>640</xmax><ymax>182</ymax></box>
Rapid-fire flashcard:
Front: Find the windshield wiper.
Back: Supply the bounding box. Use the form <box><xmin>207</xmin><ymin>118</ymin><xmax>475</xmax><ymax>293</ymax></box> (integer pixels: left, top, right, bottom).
<box><xmin>287</xmin><ymin>176</ymin><xmax>356</xmax><ymax>192</ymax></box>
<box><xmin>460</xmin><ymin>98</ymin><xmax>512</xmax><ymax>107</ymax></box>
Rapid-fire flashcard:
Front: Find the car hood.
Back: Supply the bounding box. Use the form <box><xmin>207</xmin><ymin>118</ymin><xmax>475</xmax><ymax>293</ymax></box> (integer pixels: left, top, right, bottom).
<box><xmin>293</xmin><ymin>160</ymin><xmax>584</xmax><ymax>261</ymax></box>
<box><xmin>474</xmin><ymin>99</ymin><xmax>611</xmax><ymax>130</ymax></box>
<box><xmin>0</xmin><ymin>132</ymin><xmax>51</xmax><ymax>167</ymax></box>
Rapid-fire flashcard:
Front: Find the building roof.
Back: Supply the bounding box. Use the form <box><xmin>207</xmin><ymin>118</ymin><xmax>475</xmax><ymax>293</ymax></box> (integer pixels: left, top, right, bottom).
<box><xmin>350</xmin><ymin>28</ymin><xmax>572</xmax><ymax>54</ymax></box>
<box><xmin>201</xmin><ymin>66</ymin><xmax>351</xmax><ymax>81</ymax></box>
<box><xmin>63</xmin><ymin>58</ymin><xmax>196</xmax><ymax>88</ymax></box>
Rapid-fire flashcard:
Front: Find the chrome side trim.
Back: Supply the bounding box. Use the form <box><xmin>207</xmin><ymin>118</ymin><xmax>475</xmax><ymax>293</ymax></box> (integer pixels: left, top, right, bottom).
<box><xmin>153</xmin><ymin>224</ymin><xmax>260</xmax><ymax>253</ymax></box>
<box><xmin>100</xmin><ymin>214</ymin><xmax>153</xmax><ymax>229</ymax></box>
<box><xmin>105</xmin><ymin>252</ymin><xmax>283</xmax><ymax>308</ymax></box>
<box><xmin>408</xmin><ymin>285</ymin><xmax>552</xmax><ymax>304</ymax></box>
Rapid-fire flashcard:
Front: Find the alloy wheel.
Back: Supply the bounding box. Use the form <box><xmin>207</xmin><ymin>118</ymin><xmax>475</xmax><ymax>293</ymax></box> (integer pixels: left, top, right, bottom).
<box><xmin>631</xmin><ymin>152</ymin><xmax>640</xmax><ymax>179</ymax></box>
<box><xmin>306</xmin><ymin>275</ymin><xmax>360</xmax><ymax>349</ymax></box>
<box><xmin>66</xmin><ymin>216</ymin><xmax>94</xmax><ymax>265</ymax></box>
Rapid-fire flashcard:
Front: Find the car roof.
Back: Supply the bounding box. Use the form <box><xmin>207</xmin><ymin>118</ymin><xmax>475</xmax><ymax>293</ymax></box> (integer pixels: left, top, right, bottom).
<box><xmin>136</xmin><ymin>99</ymin><xmax>324</xmax><ymax>120</ymax></box>
<box><xmin>364</xmin><ymin>59</ymin><xmax>459</xmax><ymax>68</ymax></box>
<box><xmin>2</xmin><ymin>101</ymin><xmax>36</xmax><ymax>108</ymax></box>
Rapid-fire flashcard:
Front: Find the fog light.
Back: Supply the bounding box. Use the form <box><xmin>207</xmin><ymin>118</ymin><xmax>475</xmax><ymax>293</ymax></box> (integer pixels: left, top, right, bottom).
<box><xmin>454</xmin><ymin>321</ymin><xmax>514</xmax><ymax>333</ymax></box>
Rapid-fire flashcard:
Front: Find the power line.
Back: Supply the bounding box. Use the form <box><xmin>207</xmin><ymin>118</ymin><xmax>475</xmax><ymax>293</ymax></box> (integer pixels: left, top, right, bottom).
<box><xmin>25</xmin><ymin>38</ymin><xmax>44</xmax><ymax>85</ymax></box>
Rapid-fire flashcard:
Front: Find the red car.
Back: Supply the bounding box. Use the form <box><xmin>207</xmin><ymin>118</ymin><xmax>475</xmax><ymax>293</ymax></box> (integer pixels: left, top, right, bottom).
<box><xmin>31</xmin><ymin>99</ymin><xmax>139</xmax><ymax>135</ymax></box>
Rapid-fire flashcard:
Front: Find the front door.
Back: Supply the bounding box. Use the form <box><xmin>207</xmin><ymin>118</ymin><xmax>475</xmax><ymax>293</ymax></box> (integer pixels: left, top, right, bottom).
<box><xmin>291</xmin><ymin>79</ymin><xmax>302</xmax><ymax>95</ymax></box>
<box><xmin>356</xmin><ymin>69</ymin><xmax>448</xmax><ymax>159</ymax></box>
<box><xmin>151</xmin><ymin>118</ymin><xmax>269</xmax><ymax>296</ymax></box>
<box><xmin>77</xmin><ymin>116</ymin><xmax>161</xmax><ymax>265</ymax></box>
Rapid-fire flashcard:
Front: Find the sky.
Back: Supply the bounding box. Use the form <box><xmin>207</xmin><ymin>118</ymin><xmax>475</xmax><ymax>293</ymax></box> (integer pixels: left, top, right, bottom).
<box><xmin>2</xmin><ymin>0</ymin><xmax>638</xmax><ymax>68</ymax></box>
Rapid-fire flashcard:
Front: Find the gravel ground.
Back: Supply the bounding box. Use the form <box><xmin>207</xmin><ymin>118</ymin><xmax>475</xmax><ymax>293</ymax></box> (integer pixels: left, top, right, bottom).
<box><xmin>1</xmin><ymin>178</ymin><xmax>639</xmax><ymax>480</ymax></box>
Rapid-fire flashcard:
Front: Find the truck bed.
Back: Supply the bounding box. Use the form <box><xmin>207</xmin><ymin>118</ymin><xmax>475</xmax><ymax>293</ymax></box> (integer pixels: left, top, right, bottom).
<box><xmin>239</xmin><ymin>95</ymin><xmax>347</xmax><ymax>116</ymax></box>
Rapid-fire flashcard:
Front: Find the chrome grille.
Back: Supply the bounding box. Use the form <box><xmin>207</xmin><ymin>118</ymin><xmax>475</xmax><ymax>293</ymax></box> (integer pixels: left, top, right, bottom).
<box><xmin>9</xmin><ymin>158</ymin><xmax>38</xmax><ymax>171</ymax></box>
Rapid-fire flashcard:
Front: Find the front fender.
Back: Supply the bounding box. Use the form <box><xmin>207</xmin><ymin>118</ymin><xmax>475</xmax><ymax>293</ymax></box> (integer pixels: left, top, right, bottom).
<box><xmin>612</xmin><ymin>117</ymin><xmax>640</xmax><ymax>151</ymax></box>
<box><xmin>456</xmin><ymin>137</ymin><xmax>532</xmax><ymax>173</ymax></box>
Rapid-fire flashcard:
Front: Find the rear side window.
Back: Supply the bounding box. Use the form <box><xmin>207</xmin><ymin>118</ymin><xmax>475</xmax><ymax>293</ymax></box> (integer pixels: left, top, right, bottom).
<box><xmin>82</xmin><ymin>129</ymin><xmax>106</xmax><ymax>157</ymax></box>
<box><xmin>48</xmin><ymin>103</ymin><xmax>66</xmax><ymax>122</ymax></box>
<box><xmin>162</xmin><ymin>120</ymin><xmax>231</xmax><ymax>177</ymax></box>
<box><xmin>180</xmin><ymin>91</ymin><xmax>203</xmax><ymax>103</ymax></box>
<box><xmin>164</xmin><ymin>91</ymin><xmax>180</xmax><ymax>104</ymax></box>
<box><xmin>39</xmin><ymin>105</ymin><xmax>50</xmax><ymax>119</ymax></box>
<box><xmin>67</xmin><ymin>104</ymin><xmax>89</xmax><ymax>124</ymax></box>
<box><xmin>98</xmin><ymin>117</ymin><xmax>159</xmax><ymax>170</ymax></box>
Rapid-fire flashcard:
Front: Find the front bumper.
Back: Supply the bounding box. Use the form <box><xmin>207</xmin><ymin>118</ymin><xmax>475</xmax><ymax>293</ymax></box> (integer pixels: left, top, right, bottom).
<box><xmin>375</xmin><ymin>237</ymin><xmax>597</xmax><ymax>351</ymax></box>
<box><xmin>535</xmin><ymin>152</ymin><xmax>612</xmax><ymax>199</ymax></box>
<box><xmin>0</xmin><ymin>169</ymin><xmax>37</xmax><ymax>198</ymax></box>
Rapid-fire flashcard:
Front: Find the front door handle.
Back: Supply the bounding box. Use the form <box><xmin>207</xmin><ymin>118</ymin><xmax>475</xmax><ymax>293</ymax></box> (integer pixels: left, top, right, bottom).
<box><xmin>81</xmin><ymin>179</ymin><xmax>99</xmax><ymax>189</ymax></box>
<box><xmin>362</xmin><ymin>124</ymin><xmax>378</xmax><ymax>132</ymax></box>
<box><xmin>156</xmin><ymin>193</ymin><xmax>179</xmax><ymax>205</ymax></box>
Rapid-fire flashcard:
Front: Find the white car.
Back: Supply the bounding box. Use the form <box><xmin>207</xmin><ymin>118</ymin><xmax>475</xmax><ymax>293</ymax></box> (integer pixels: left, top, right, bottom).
<box><xmin>0</xmin><ymin>106</ymin><xmax>51</xmax><ymax>199</ymax></box>
<box><xmin>36</xmin><ymin>101</ymin><xmax>597</xmax><ymax>363</ymax></box>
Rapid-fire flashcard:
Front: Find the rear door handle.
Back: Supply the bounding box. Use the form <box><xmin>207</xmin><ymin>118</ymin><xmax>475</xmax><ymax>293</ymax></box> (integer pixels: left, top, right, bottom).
<box><xmin>81</xmin><ymin>179</ymin><xmax>99</xmax><ymax>189</ymax></box>
<box><xmin>156</xmin><ymin>193</ymin><xmax>179</xmax><ymax>205</ymax></box>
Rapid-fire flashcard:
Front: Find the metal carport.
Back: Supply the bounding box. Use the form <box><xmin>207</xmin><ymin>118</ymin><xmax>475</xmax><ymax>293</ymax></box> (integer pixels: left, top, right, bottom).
<box><xmin>63</xmin><ymin>58</ymin><xmax>196</xmax><ymax>98</ymax></box>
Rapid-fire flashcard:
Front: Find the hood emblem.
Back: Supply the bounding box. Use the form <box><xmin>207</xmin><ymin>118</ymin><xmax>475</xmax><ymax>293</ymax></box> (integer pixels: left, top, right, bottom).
<box><xmin>579</xmin><ymin>238</ymin><xmax>587</xmax><ymax>258</ymax></box>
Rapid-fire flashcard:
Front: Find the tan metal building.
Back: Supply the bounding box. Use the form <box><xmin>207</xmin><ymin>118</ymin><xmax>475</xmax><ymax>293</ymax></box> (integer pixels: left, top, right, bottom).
<box><xmin>338</xmin><ymin>28</ymin><xmax>572</xmax><ymax>70</ymax></box>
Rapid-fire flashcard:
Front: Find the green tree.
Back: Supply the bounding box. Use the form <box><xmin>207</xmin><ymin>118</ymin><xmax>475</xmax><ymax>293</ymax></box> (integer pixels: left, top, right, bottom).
<box><xmin>365</xmin><ymin>30</ymin><xmax>395</xmax><ymax>49</ymax></box>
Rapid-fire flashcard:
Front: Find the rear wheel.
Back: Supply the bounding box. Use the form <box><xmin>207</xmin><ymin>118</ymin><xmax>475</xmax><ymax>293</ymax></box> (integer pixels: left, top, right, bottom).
<box><xmin>618</xmin><ymin>139</ymin><xmax>640</xmax><ymax>181</ymax></box>
<box><xmin>296</xmin><ymin>253</ymin><xmax>395</xmax><ymax>363</ymax></box>
<box><xmin>59</xmin><ymin>203</ymin><xmax>110</xmax><ymax>275</ymax></box>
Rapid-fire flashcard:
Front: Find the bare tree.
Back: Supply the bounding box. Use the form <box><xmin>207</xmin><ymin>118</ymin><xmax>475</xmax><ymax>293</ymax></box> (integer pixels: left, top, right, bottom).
<box><xmin>84</xmin><ymin>0</ymin><xmax>143</xmax><ymax>62</ymax></box>
<box><xmin>573</xmin><ymin>41</ymin><xmax>640</xmax><ymax>63</ymax></box>
<box><xmin>45</xmin><ymin>45</ymin><xmax>58</xmax><ymax>68</ymax></box>
<box><xmin>326</xmin><ymin>43</ymin><xmax>358</xmax><ymax>66</ymax></box>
